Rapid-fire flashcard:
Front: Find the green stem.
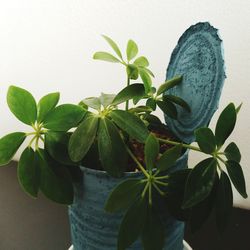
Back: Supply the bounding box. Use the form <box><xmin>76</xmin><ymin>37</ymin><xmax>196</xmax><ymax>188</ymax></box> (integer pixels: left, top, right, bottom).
<box><xmin>154</xmin><ymin>180</ymin><xmax>169</xmax><ymax>187</ymax></box>
<box><xmin>157</xmin><ymin>137</ymin><xmax>201</xmax><ymax>152</ymax></box>
<box><xmin>125</xmin><ymin>146</ymin><xmax>149</xmax><ymax>178</ymax></box>
<box><xmin>155</xmin><ymin>175</ymin><xmax>169</xmax><ymax>180</ymax></box>
<box><xmin>28</xmin><ymin>136</ymin><xmax>36</xmax><ymax>148</ymax></box>
<box><xmin>152</xmin><ymin>183</ymin><xmax>165</xmax><ymax>196</ymax></box>
<box><xmin>217</xmin><ymin>155</ymin><xmax>227</xmax><ymax>165</ymax></box>
<box><xmin>142</xmin><ymin>182</ymin><xmax>149</xmax><ymax>198</ymax></box>
<box><xmin>149</xmin><ymin>183</ymin><xmax>152</xmax><ymax>205</ymax></box>
<box><xmin>125</xmin><ymin>77</ymin><xmax>130</xmax><ymax>111</ymax></box>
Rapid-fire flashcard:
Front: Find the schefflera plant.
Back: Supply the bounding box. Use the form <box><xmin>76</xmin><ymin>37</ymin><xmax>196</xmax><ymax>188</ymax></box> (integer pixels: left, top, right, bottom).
<box><xmin>0</xmin><ymin>87</ymin><xmax>86</xmax><ymax>204</ymax></box>
<box><xmin>0</xmin><ymin>36</ymin><xmax>247</xmax><ymax>250</ymax></box>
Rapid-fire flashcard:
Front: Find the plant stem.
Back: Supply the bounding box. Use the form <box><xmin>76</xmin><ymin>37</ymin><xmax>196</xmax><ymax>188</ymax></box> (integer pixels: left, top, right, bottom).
<box><xmin>155</xmin><ymin>175</ymin><xmax>169</xmax><ymax>180</ymax></box>
<box><xmin>157</xmin><ymin>137</ymin><xmax>201</xmax><ymax>152</ymax></box>
<box><xmin>125</xmin><ymin>77</ymin><xmax>130</xmax><ymax>111</ymax></box>
<box><xmin>142</xmin><ymin>182</ymin><xmax>149</xmax><ymax>198</ymax></box>
<box><xmin>154</xmin><ymin>180</ymin><xmax>169</xmax><ymax>187</ymax></box>
<box><xmin>125</xmin><ymin>146</ymin><xmax>149</xmax><ymax>178</ymax></box>
<box><xmin>149</xmin><ymin>183</ymin><xmax>152</xmax><ymax>205</ymax></box>
<box><xmin>152</xmin><ymin>183</ymin><xmax>165</xmax><ymax>196</ymax></box>
<box><xmin>217</xmin><ymin>155</ymin><xmax>227</xmax><ymax>165</ymax></box>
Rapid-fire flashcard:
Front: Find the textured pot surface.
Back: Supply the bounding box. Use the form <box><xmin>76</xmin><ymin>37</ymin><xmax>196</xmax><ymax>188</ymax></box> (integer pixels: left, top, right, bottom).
<box><xmin>68</xmin><ymin>151</ymin><xmax>188</xmax><ymax>250</ymax></box>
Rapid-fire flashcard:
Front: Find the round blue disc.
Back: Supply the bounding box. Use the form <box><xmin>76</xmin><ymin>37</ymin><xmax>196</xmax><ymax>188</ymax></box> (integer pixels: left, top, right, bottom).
<box><xmin>165</xmin><ymin>22</ymin><xmax>226</xmax><ymax>144</ymax></box>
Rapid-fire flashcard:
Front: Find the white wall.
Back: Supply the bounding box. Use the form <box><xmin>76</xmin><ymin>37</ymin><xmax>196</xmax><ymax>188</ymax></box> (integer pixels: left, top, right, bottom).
<box><xmin>0</xmin><ymin>0</ymin><xmax>250</xmax><ymax>208</ymax></box>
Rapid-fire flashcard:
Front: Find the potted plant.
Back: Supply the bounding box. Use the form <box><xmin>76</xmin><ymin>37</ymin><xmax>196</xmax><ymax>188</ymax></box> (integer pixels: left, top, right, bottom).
<box><xmin>0</xmin><ymin>23</ymin><xmax>247</xmax><ymax>250</ymax></box>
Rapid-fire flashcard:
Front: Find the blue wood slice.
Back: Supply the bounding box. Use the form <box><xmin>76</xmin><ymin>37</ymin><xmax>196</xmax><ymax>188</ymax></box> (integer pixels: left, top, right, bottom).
<box><xmin>165</xmin><ymin>22</ymin><xmax>226</xmax><ymax>144</ymax></box>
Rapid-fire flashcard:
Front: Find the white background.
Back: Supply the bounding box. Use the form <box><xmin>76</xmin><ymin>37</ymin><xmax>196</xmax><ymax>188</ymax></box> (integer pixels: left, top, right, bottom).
<box><xmin>0</xmin><ymin>0</ymin><xmax>250</xmax><ymax>208</ymax></box>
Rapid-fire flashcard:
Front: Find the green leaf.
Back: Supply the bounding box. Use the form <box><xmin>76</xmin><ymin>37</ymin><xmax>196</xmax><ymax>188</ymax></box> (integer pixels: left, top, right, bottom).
<box><xmin>102</xmin><ymin>35</ymin><xmax>123</xmax><ymax>60</ymax></box>
<box><xmin>183</xmin><ymin>158</ymin><xmax>217</xmax><ymax>208</ymax></box>
<box><xmin>163</xmin><ymin>95</ymin><xmax>191</xmax><ymax>113</ymax></box>
<box><xmin>226</xmin><ymin>160</ymin><xmax>247</xmax><ymax>198</ymax></box>
<box><xmin>142</xmin><ymin>114</ymin><xmax>162</xmax><ymax>126</ymax></box>
<box><xmin>224</xmin><ymin>142</ymin><xmax>241</xmax><ymax>163</ymax></box>
<box><xmin>7</xmin><ymin>86</ymin><xmax>37</xmax><ymax>125</ymax></box>
<box><xmin>141</xmin><ymin>208</ymin><xmax>165</xmax><ymax>250</ymax></box>
<box><xmin>156</xmin><ymin>100</ymin><xmax>177</xmax><ymax>120</ymax></box>
<box><xmin>146</xmin><ymin>98</ymin><xmax>156</xmax><ymax>111</ymax></box>
<box><xmin>98</xmin><ymin>118</ymin><xmax>127</xmax><ymax>177</ymax></box>
<box><xmin>215</xmin><ymin>171</ymin><xmax>233</xmax><ymax>233</ymax></box>
<box><xmin>139</xmin><ymin>68</ymin><xmax>152</xmax><ymax>94</ymax></box>
<box><xmin>105</xmin><ymin>179</ymin><xmax>144</xmax><ymax>213</ymax></box>
<box><xmin>129</xmin><ymin>106</ymin><xmax>152</xmax><ymax>114</ymax></box>
<box><xmin>37</xmin><ymin>92</ymin><xmax>60</xmax><ymax>123</ymax></box>
<box><xmin>195</xmin><ymin>127</ymin><xmax>216</xmax><ymax>154</ymax></box>
<box><xmin>0</xmin><ymin>132</ymin><xmax>26</xmax><ymax>166</ymax></box>
<box><xmin>126</xmin><ymin>39</ymin><xmax>138</xmax><ymax>62</ymax></box>
<box><xmin>145</xmin><ymin>134</ymin><xmax>159</xmax><ymax>171</ymax></box>
<box><xmin>82</xmin><ymin>97</ymin><xmax>101</xmax><ymax>110</ymax></box>
<box><xmin>45</xmin><ymin>131</ymin><xmax>78</xmax><ymax>166</ymax></box>
<box><xmin>43</xmin><ymin>104</ymin><xmax>85</xmax><ymax>131</ymax></box>
<box><xmin>118</xmin><ymin>198</ymin><xmax>147</xmax><ymax>250</ymax></box>
<box><xmin>38</xmin><ymin>149</ymin><xmax>74</xmax><ymax>204</ymax></box>
<box><xmin>126</xmin><ymin>64</ymin><xmax>139</xmax><ymax>80</ymax></box>
<box><xmin>112</xmin><ymin>84</ymin><xmax>145</xmax><ymax>106</ymax></box>
<box><xmin>109</xmin><ymin>110</ymin><xmax>149</xmax><ymax>143</ymax></box>
<box><xmin>143</xmin><ymin>68</ymin><xmax>155</xmax><ymax>78</ymax></box>
<box><xmin>134</xmin><ymin>56</ymin><xmax>149</xmax><ymax>67</ymax></box>
<box><xmin>157</xmin><ymin>76</ymin><xmax>182</xmax><ymax>96</ymax></box>
<box><xmin>189</xmin><ymin>172</ymin><xmax>218</xmax><ymax>233</ymax></box>
<box><xmin>156</xmin><ymin>144</ymin><xmax>182</xmax><ymax>172</ymax></box>
<box><xmin>18</xmin><ymin>147</ymin><xmax>40</xmax><ymax>197</ymax></box>
<box><xmin>69</xmin><ymin>115</ymin><xmax>99</xmax><ymax>162</ymax></box>
<box><xmin>215</xmin><ymin>103</ymin><xmax>237</xmax><ymax>147</ymax></box>
<box><xmin>93</xmin><ymin>51</ymin><xmax>120</xmax><ymax>63</ymax></box>
<box><xmin>236</xmin><ymin>103</ymin><xmax>242</xmax><ymax>114</ymax></box>
<box><xmin>100</xmin><ymin>93</ymin><xmax>116</xmax><ymax>108</ymax></box>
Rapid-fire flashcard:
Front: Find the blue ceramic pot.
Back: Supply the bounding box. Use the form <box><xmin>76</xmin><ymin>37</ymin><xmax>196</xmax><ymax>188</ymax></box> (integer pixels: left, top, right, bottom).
<box><xmin>68</xmin><ymin>150</ymin><xmax>188</xmax><ymax>250</ymax></box>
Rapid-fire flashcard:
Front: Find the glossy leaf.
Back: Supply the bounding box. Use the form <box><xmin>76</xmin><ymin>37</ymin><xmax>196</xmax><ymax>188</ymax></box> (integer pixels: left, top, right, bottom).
<box><xmin>129</xmin><ymin>106</ymin><xmax>152</xmax><ymax>114</ymax></box>
<box><xmin>7</xmin><ymin>86</ymin><xmax>37</xmax><ymax>125</ymax></box>
<box><xmin>0</xmin><ymin>132</ymin><xmax>26</xmax><ymax>166</ymax></box>
<box><xmin>145</xmin><ymin>134</ymin><xmax>159</xmax><ymax>171</ymax></box>
<box><xmin>43</xmin><ymin>104</ymin><xmax>85</xmax><ymax>131</ymax></box>
<box><xmin>118</xmin><ymin>198</ymin><xmax>147</xmax><ymax>250</ymax></box>
<box><xmin>156</xmin><ymin>145</ymin><xmax>182</xmax><ymax>172</ymax></box>
<box><xmin>100</xmin><ymin>93</ymin><xmax>115</xmax><ymax>108</ymax></box>
<box><xmin>82</xmin><ymin>97</ymin><xmax>101</xmax><ymax>110</ymax></box>
<box><xmin>163</xmin><ymin>95</ymin><xmax>191</xmax><ymax>113</ymax></box>
<box><xmin>236</xmin><ymin>103</ymin><xmax>242</xmax><ymax>114</ymax></box>
<box><xmin>183</xmin><ymin>158</ymin><xmax>217</xmax><ymax>209</ymax></box>
<box><xmin>37</xmin><ymin>92</ymin><xmax>60</xmax><ymax>122</ymax></box>
<box><xmin>215</xmin><ymin>103</ymin><xmax>236</xmax><ymax>147</ymax></box>
<box><xmin>93</xmin><ymin>51</ymin><xmax>120</xmax><ymax>63</ymax></box>
<box><xmin>18</xmin><ymin>147</ymin><xmax>40</xmax><ymax>197</ymax></box>
<box><xmin>143</xmin><ymin>68</ymin><xmax>155</xmax><ymax>78</ymax></box>
<box><xmin>126</xmin><ymin>39</ymin><xmax>138</xmax><ymax>61</ymax></box>
<box><xmin>195</xmin><ymin>127</ymin><xmax>216</xmax><ymax>154</ymax></box>
<box><xmin>134</xmin><ymin>56</ymin><xmax>149</xmax><ymax>67</ymax></box>
<box><xmin>102</xmin><ymin>35</ymin><xmax>123</xmax><ymax>59</ymax></box>
<box><xmin>224</xmin><ymin>142</ymin><xmax>241</xmax><ymax>163</ymax></box>
<box><xmin>109</xmin><ymin>110</ymin><xmax>149</xmax><ymax>143</ymax></box>
<box><xmin>157</xmin><ymin>76</ymin><xmax>182</xmax><ymax>96</ymax></box>
<box><xmin>45</xmin><ymin>131</ymin><xmax>78</xmax><ymax>165</ymax></box>
<box><xmin>38</xmin><ymin>149</ymin><xmax>74</xmax><ymax>204</ymax></box>
<box><xmin>98</xmin><ymin>118</ymin><xmax>127</xmax><ymax>177</ymax></box>
<box><xmin>157</xmin><ymin>100</ymin><xmax>177</xmax><ymax>120</ymax></box>
<box><xmin>143</xmin><ymin>114</ymin><xmax>162</xmax><ymax>126</ymax></box>
<box><xmin>105</xmin><ymin>179</ymin><xmax>144</xmax><ymax>213</ymax></box>
<box><xmin>189</xmin><ymin>172</ymin><xmax>218</xmax><ymax>233</ymax></box>
<box><xmin>69</xmin><ymin>115</ymin><xmax>99</xmax><ymax>162</ymax></box>
<box><xmin>226</xmin><ymin>160</ymin><xmax>247</xmax><ymax>198</ymax></box>
<box><xmin>141</xmin><ymin>208</ymin><xmax>165</xmax><ymax>250</ymax></box>
<box><xmin>126</xmin><ymin>64</ymin><xmax>139</xmax><ymax>80</ymax></box>
<box><xmin>216</xmin><ymin>171</ymin><xmax>233</xmax><ymax>233</ymax></box>
<box><xmin>146</xmin><ymin>98</ymin><xmax>156</xmax><ymax>111</ymax></box>
<box><xmin>139</xmin><ymin>68</ymin><xmax>152</xmax><ymax>94</ymax></box>
<box><xmin>112</xmin><ymin>84</ymin><xmax>145</xmax><ymax>106</ymax></box>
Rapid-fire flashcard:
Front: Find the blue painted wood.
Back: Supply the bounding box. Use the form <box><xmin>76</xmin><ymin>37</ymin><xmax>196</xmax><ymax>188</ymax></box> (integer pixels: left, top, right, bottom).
<box><xmin>68</xmin><ymin>151</ymin><xmax>188</xmax><ymax>250</ymax></box>
<box><xmin>165</xmin><ymin>22</ymin><xmax>226</xmax><ymax>144</ymax></box>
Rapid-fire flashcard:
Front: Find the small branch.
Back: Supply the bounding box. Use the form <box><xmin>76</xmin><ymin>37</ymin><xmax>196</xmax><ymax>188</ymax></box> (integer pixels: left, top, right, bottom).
<box><xmin>141</xmin><ymin>182</ymin><xmax>149</xmax><ymax>198</ymax></box>
<box><xmin>125</xmin><ymin>146</ymin><xmax>149</xmax><ymax>178</ymax></box>
<box><xmin>152</xmin><ymin>183</ymin><xmax>165</xmax><ymax>196</ymax></box>
<box><xmin>157</xmin><ymin>137</ymin><xmax>201</xmax><ymax>152</ymax></box>
<box><xmin>154</xmin><ymin>180</ymin><xmax>169</xmax><ymax>187</ymax></box>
